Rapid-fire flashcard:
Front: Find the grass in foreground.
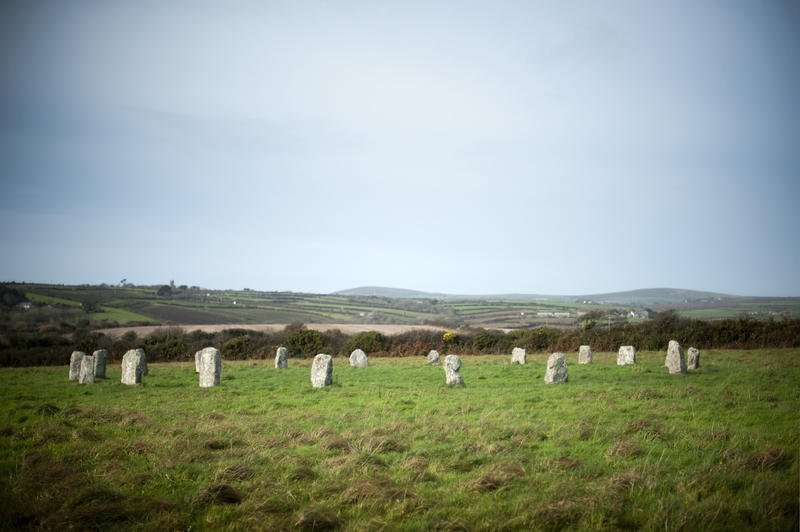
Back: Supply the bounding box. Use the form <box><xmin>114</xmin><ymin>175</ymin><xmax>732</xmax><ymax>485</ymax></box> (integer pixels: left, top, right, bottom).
<box><xmin>0</xmin><ymin>350</ymin><xmax>797</xmax><ymax>530</ymax></box>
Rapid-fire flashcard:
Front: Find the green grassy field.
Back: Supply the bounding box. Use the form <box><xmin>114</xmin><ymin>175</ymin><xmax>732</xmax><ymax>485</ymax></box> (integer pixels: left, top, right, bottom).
<box><xmin>1</xmin><ymin>349</ymin><xmax>797</xmax><ymax>530</ymax></box>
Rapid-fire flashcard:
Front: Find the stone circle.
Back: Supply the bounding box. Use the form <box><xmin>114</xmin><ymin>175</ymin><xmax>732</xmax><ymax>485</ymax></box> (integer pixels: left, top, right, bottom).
<box><xmin>617</xmin><ymin>346</ymin><xmax>636</xmax><ymax>365</ymax></box>
<box><xmin>311</xmin><ymin>354</ymin><xmax>333</xmax><ymax>388</ymax></box>
<box><xmin>121</xmin><ymin>348</ymin><xmax>146</xmax><ymax>385</ymax></box>
<box><xmin>427</xmin><ymin>350</ymin><xmax>440</xmax><ymax>365</ymax></box>
<box><xmin>79</xmin><ymin>355</ymin><xmax>95</xmax><ymax>384</ymax></box>
<box><xmin>349</xmin><ymin>349</ymin><xmax>368</xmax><ymax>368</ymax></box>
<box><xmin>444</xmin><ymin>354</ymin><xmax>464</xmax><ymax>387</ymax></box>
<box><xmin>665</xmin><ymin>340</ymin><xmax>687</xmax><ymax>374</ymax></box>
<box><xmin>687</xmin><ymin>347</ymin><xmax>700</xmax><ymax>369</ymax></box>
<box><xmin>578</xmin><ymin>345</ymin><xmax>592</xmax><ymax>364</ymax></box>
<box><xmin>275</xmin><ymin>346</ymin><xmax>288</xmax><ymax>369</ymax></box>
<box><xmin>199</xmin><ymin>347</ymin><xmax>221</xmax><ymax>387</ymax></box>
<box><xmin>92</xmin><ymin>349</ymin><xmax>107</xmax><ymax>378</ymax></box>
<box><xmin>544</xmin><ymin>352</ymin><xmax>568</xmax><ymax>384</ymax></box>
<box><xmin>69</xmin><ymin>351</ymin><xmax>85</xmax><ymax>381</ymax></box>
<box><xmin>511</xmin><ymin>347</ymin><xmax>526</xmax><ymax>364</ymax></box>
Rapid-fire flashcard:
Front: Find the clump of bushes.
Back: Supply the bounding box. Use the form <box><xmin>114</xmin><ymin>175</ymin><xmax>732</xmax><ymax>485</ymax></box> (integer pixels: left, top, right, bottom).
<box><xmin>344</xmin><ymin>331</ymin><xmax>386</xmax><ymax>354</ymax></box>
<box><xmin>2</xmin><ymin>312</ymin><xmax>800</xmax><ymax>367</ymax></box>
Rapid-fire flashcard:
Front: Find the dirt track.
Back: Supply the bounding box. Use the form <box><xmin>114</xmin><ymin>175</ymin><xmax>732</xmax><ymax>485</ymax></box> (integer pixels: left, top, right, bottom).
<box><xmin>96</xmin><ymin>323</ymin><xmax>451</xmax><ymax>339</ymax></box>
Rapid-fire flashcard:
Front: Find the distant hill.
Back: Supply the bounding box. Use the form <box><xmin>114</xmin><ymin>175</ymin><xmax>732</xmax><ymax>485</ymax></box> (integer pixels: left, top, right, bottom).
<box><xmin>332</xmin><ymin>286</ymin><xmax>447</xmax><ymax>299</ymax></box>
<box><xmin>333</xmin><ymin>286</ymin><xmax>739</xmax><ymax>305</ymax></box>
<box><xmin>575</xmin><ymin>288</ymin><xmax>737</xmax><ymax>305</ymax></box>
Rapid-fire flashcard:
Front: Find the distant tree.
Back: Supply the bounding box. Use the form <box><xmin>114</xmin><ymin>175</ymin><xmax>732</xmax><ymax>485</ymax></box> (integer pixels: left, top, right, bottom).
<box><xmin>81</xmin><ymin>301</ymin><xmax>101</xmax><ymax>314</ymax></box>
<box><xmin>157</xmin><ymin>285</ymin><xmax>172</xmax><ymax>297</ymax></box>
<box><xmin>0</xmin><ymin>285</ymin><xmax>28</xmax><ymax>308</ymax></box>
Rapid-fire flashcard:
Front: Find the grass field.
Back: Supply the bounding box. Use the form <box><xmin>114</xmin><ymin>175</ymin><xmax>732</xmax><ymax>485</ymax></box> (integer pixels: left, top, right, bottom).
<box><xmin>0</xmin><ymin>350</ymin><xmax>797</xmax><ymax>530</ymax></box>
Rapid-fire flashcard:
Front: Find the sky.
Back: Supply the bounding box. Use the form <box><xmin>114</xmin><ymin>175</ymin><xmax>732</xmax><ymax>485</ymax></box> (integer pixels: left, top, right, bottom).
<box><xmin>1</xmin><ymin>1</ymin><xmax>799</xmax><ymax>296</ymax></box>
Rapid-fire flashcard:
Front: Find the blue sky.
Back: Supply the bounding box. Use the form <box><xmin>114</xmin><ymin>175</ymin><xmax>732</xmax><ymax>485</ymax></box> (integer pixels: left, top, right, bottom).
<box><xmin>1</xmin><ymin>1</ymin><xmax>798</xmax><ymax>296</ymax></box>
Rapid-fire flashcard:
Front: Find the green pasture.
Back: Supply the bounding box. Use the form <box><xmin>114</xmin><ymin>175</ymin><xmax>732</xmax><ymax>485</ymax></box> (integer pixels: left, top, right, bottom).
<box><xmin>86</xmin><ymin>307</ymin><xmax>156</xmax><ymax>324</ymax></box>
<box><xmin>25</xmin><ymin>293</ymin><xmax>81</xmax><ymax>307</ymax></box>
<box><xmin>0</xmin><ymin>349</ymin><xmax>797</xmax><ymax>530</ymax></box>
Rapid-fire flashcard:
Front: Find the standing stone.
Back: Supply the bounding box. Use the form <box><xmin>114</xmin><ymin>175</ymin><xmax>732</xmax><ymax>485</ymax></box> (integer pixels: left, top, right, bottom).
<box><xmin>92</xmin><ymin>349</ymin><xmax>107</xmax><ymax>378</ymax></box>
<box><xmin>199</xmin><ymin>347</ymin><xmax>221</xmax><ymax>387</ymax></box>
<box><xmin>311</xmin><ymin>354</ymin><xmax>333</xmax><ymax>388</ymax></box>
<box><xmin>427</xmin><ymin>350</ymin><xmax>440</xmax><ymax>365</ymax></box>
<box><xmin>544</xmin><ymin>352</ymin><xmax>568</xmax><ymax>384</ymax></box>
<box><xmin>79</xmin><ymin>355</ymin><xmax>95</xmax><ymax>384</ymax></box>
<box><xmin>617</xmin><ymin>346</ymin><xmax>636</xmax><ymax>365</ymax></box>
<box><xmin>349</xmin><ymin>349</ymin><xmax>368</xmax><ymax>368</ymax></box>
<box><xmin>444</xmin><ymin>354</ymin><xmax>464</xmax><ymax>387</ymax></box>
<box><xmin>578</xmin><ymin>345</ymin><xmax>592</xmax><ymax>364</ymax></box>
<box><xmin>511</xmin><ymin>347</ymin><xmax>527</xmax><ymax>364</ymax></box>
<box><xmin>275</xmin><ymin>346</ymin><xmax>288</xmax><ymax>369</ymax></box>
<box><xmin>121</xmin><ymin>348</ymin><xmax>146</xmax><ymax>385</ymax></box>
<box><xmin>687</xmin><ymin>347</ymin><xmax>700</xmax><ymax>370</ymax></box>
<box><xmin>665</xmin><ymin>340</ymin><xmax>687</xmax><ymax>374</ymax></box>
<box><xmin>69</xmin><ymin>351</ymin><xmax>85</xmax><ymax>381</ymax></box>
<box><xmin>195</xmin><ymin>350</ymin><xmax>202</xmax><ymax>373</ymax></box>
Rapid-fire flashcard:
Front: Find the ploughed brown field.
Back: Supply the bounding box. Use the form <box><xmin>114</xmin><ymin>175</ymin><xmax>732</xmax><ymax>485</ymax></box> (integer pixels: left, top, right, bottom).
<box><xmin>97</xmin><ymin>323</ymin><xmax>462</xmax><ymax>340</ymax></box>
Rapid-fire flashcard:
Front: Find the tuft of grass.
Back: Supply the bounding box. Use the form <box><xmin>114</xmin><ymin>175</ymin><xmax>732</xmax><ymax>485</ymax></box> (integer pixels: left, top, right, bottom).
<box><xmin>294</xmin><ymin>507</ymin><xmax>339</xmax><ymax>531</ymax></box>
<box><xmin>197</xmin><ymin>483</ymin><xmax>242</xmax><ymax>505</ymax></box>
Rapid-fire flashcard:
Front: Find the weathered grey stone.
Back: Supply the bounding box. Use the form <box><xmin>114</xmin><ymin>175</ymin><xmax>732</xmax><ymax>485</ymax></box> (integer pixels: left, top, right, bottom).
<box><xmin>427</xmin><ymin>350</ymin><xmax>440</xmax><ymax>365</ymax></box>
<box><xmin>199</xmin><ymin>347</ymin><xmax>221</xmax><ymax>387</ymax></box>
<box><xmin>665</xmin><ymin>340</ymin><xmax>687</xmax><ymax>374</ymax></box>
<box><xmin>275</xmin><ymin>346</ymin><xmax>288</xmax><ymax>369</ymax></box>
<box><xmin>687</xmin><ymin>347</ymin><xmax>700</xmax><ymax>370</ymax></box>
<box><xmin>511</xmin><ymin>347</ymin><xmax>526</xmax><ymax>364</ymax></box>
<box><xmin>92</xmin><ymin>349</ymin><xmax>107</xmax><ymax>378</ymax></box>
<box><xmin>617</xmin><ymin>345</ymin><xmax>636</xmax><ymax>365</ymax></box>
<box><xmin>444</xmin><ymin>354</ymin><xmax>464</xmax><ymax>387</ymax></box>
<box><xmin>79</xmin><ymin>355</ymin><xmax>95</xmax><ymax>384</ymax></box>
<box><xmin>578</xmin><ymin>345</ymin><xmax>592</xmax><ymax>364</ymax></box>
<box><xmin>349</xmin><ymin>349</ymin><xmax>368</xmax><ymax>368</ymax></box>
<box><xmin>121</xmin><ymin>348</ymin><xmax>146</xmax><ymax>385</ymax></box>
<box><xmin>69</xmin><ymin>351</ymin><xmax>85</xmax><ymax>381</ymax></box>
<box><xmin>544</xmin><ymin>352</ymin><xmax>568</xmax><ymax>383</ymax></box>
<box><xmin>195</xmin><ymin>350</ymin><xmax>202</xmax><ymax>373</ymax></box>
<box><xmin>311</xmin><ymin>354</ymin><xmax>333</xmax><ymax>388</ymax></box>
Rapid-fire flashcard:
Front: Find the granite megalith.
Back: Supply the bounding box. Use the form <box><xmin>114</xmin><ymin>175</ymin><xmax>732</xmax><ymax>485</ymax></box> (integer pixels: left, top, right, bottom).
<box><xmin>311</xmin><ymin>354</ymin><xmax>333</xmax><ymax>388</ymax></box>
<box><xmin>121</xmin><ymin>348</ymin><xmax>146</xmax><ymax>385</ymax></box>
<box><xmin>199</xmin><ymin>347</ymin><xmax>221</xmax><ymax>387</ymax></box>
<box><xmin>79</xmin><ymin>355</ymin><xmax>95</xmax><ymax>384</ymax></box>
<box><xmin>275</xmin><ymin>346</ymin><xmax>288</xmax><ymax>369</ymax></box>
<box><xmin>578</xmin><ymin>345</ymin><xmax>592</xmax><ymax>364</ymax></box>
<box><xmin>427</xmin><ymin>350</ymin><xmax>440</xmax><ymax>365</ymax></box>
<box><xmin>92</xmin><ymin>349</ymin><xmax>107</xmax><ymax>378</ymax></box>
<box><xmin>349</xmin><ymin>349</ymin><xmax>368</xmax><ymax>368</ymax></box>
<box><xmin>617</xmin><ymin>346</ymin><xmax>636</xmax><ymax>365</ymax></box>
<box><xmin>687</xmin><ymin>347</ymin><xmax>700</xmax><ymax>369</ymax></box>
<box><xmin>511</xmin><ymin>347</ymin><xmax>526</xmax><ymax>364</ymax></box>
<box><xmin>544</xmin><ymin>352</ymin><xmax>568</xmax><ymax>384</ymax></box>
<box><xmin>665</xmin><ymin>340</ymin><xmax>687</xmax><ymax>374</ymax></box>
<box><xmin>444</xmin><ymin>354</ymin><xmax>464</xmax><ymax>387</ymax></box>
<box><xmin>195</xmin><ymin>350</ymin><xmax>202</xmax><ymax>373</ymax></box>
<box><xmin>69</xmin><ymin>351</ymin><xmax>85</xmax><ymax>381</ymax></box>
